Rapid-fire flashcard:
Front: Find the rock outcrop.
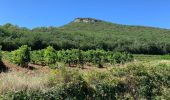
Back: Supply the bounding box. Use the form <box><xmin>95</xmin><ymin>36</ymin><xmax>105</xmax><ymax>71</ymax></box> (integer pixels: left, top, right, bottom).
<box><xmin>73</xmin><ymin>18</ymin><xmax>102</xmax><ymax>23</ymax></box>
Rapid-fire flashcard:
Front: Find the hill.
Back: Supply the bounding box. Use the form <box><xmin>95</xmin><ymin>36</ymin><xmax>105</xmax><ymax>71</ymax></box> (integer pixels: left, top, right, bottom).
<box><xmin>1</xmin><ymin>18</ymin><xmax>170</xmax><ymax>54</ymax></box>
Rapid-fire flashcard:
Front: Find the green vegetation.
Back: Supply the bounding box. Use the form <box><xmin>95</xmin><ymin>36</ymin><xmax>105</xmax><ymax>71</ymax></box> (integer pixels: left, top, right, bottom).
<box><xmin>43</xmin><ymin>46</ymin><xmax>57</xmax><ymax>65</ymax></box>
<box><xmin>1</xmin><ymin>18</ymin><xmax>170</xmax><ymax>99</ymax></box>
<box><xmin>134</xmin><ymin>54</ymin><xmax>170</xmax><ymax>61</ymax></box>
<box><xmin>55</xmin><ymin>49</ymin><xmax>133</xmax><ymax>67</ymax></box>
<box><xmin>0</xmin><ymin>46</ymin><xmax>7</xmax><ymax>72</ymax></box>
<box><xmin>4</xmin><ymin>46</ymin><xmax>133</xmax><ymax>68</ymax></box>
<box><xmin>1</xmin><ymin>18</ymin><xmax>170</xmax><ymax>54</ymax></box>
<box><xmin>0</xmin><ymin>62</ymin><xmax>170</xmax><ymax>100</ymax></box>
<box><xmin>0</xmin><ymin>46</ymin><xmax>2</xmax><ymax>66</ymax></box>
<box><xmin>9</xmin><ymin>45</ymin><xmax>31</xmax><ymax>67</ymax></box>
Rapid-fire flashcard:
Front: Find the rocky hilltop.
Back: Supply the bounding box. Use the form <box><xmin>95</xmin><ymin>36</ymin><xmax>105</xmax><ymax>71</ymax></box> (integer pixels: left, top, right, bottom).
<box><xmin>73</xmin><ymin>18</ymin><xmax>102</xmax><ymax>23</ymax></box>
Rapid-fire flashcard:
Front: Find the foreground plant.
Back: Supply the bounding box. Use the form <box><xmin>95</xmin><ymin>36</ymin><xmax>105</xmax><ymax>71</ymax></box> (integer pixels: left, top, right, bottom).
<box><xmin>0</xmin><ymin>63</ymin><xmax>169</xmax><ymax>100</ymax></box>
<box><xmin>10</xmin><ymin>45</ymin><xmax>31</xmax><ymax>67</ymax></box>
<box><xmin>0</xmin><ymin>46</ymin><xmax>2</xmax><ymax>66</ymax></box>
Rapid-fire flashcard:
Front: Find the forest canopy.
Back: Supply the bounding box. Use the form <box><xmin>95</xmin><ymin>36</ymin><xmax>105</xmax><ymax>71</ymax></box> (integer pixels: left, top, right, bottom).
<box><xmin>1</xmin><ymin>18</ymin><xmax>170</xmax><ymax>54</ymax></box>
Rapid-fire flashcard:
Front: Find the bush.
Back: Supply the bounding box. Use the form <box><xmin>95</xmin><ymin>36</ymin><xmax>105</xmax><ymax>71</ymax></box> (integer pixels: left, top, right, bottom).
<box><xmin>112</xmin><ymin>52</ymin><xmax>133</xmax><ymax>64</ymax></box>
<box><xmin>10</xmin><ymin>45</ymin><xmax>31</xmax><ymax>67</ymax></box>
<box><xmin>0</xmin><ymin>46</ymin><xmax>8</xmax><ymax>72</ymax></box>
<box><xmin>112</xmin><ymin>63</ymin><xmax>170</xmax><ymax>99</ymax></box>
<box><xmin>0</xmin><ymin>46</ymin><xmax>2</xmax><ymax>65</ymax></box>
<box><xmin>44</xmin><ymin>46</ymin><xmax>57</xmax><ymax>65</ymax></box>
<box><xmin>61</xmin><ymin>77</ymin><xmax>96</xmax><ymax>99</ymax></box>
<box><xmin>30</xmin><ymin>50</ymin><xmax>45</xmax><ymax>65</ymax></box>
<box><xmin>0</xmin><ymin>90</ymin><xmax>62</xmax><ymax>100</ymax></box>
<box><xmin>0</xmin><ymin>63</ymin><xmax>169</xmax><ymax>99</ymax></box>
<box><xmin>30</xmin><ymin>46</ymin><xmax>57</xmax><ymax>66</ymax></box>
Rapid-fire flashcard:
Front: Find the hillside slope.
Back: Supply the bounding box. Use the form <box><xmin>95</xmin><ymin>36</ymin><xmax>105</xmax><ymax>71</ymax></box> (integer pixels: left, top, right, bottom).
<box><xmin>58</xmin><ymin>18</ymin><xmax>170</xmax><ymax>54</ymax></box>
<box><xmin>1</xmin><ymin>18</ymin><xmax>170</xmax><ymax>54</ymax></box>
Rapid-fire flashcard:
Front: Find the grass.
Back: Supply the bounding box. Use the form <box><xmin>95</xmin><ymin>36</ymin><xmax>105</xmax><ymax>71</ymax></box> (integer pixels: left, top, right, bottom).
<box><xmin>134</xmin><ymin>54</ymin><xmax>170</xmax><ymax>61</ymax></box>
<box><xmin>0</xmin><ymin>70</ymin><xmax>58</xmax><ymax>94</ymax></box>
<box><xmin>0</xmin><ymin>55</ymin><xmax>170</xmax><ymax>99</ymax></box>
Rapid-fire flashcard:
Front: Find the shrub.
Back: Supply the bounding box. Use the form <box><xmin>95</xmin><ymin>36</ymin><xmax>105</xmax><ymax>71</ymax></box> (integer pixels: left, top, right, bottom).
<box><xmin>10</xmin><ymin>45</ymin><xmax>31</xmax><ymax>67</ymax></box>
<box><xmin>0</xmin><ymin>63</ymin><xmax>169</xmax><ymax>99</ymax></box>
<box><xmin>113</xmin><ymin>63</ymin><xmax>170</xmax><ymax>99</ymax></box>
<box><xmin>44</xmin><ymin>46</ymin><xmax>57</xmax><ymax>65</ymax></box>
<box><xmin>30</xmin><ymin>50</ymin><xmax>45</xmax><ymax>65</ymax></box>
<box><xmin>112</xmin><ymin>52</ymin><xmax>133</xmax><ymax>64</ymax></box>
<box><xmin>0</xmin><ymin>46</ymin><xmax>2</xmax><ymax>65</ymax></box>
<box><xmin>0</xmin><ymin>47</ymin><xmax>8</xmax><ymax>72</ymax></box>
<box><xmin>61</xmin><ymin>77</ymin><xmax>96</xmax><ymax>99</ymax></box>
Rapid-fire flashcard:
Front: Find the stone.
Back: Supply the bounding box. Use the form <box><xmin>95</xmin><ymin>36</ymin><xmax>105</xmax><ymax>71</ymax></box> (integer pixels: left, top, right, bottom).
<box><xmin>73</xmin><ymin>18</ymin><xmax>102</xmax><ymax>23</ymax></box>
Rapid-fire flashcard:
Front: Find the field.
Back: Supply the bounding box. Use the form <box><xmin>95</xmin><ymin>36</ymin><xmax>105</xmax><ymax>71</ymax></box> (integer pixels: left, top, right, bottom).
<box><xmin>0</xmin><ymin>46</ymin><xmax>170</xmax><ymax>100</ymax></box>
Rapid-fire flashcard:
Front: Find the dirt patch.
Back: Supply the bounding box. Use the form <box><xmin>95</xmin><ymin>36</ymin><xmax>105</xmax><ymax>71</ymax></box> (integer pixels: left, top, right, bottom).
<box><xmin>2</xmin><ymin>59</ymin><xmax>50</xmax><ymax>74</ymax></box>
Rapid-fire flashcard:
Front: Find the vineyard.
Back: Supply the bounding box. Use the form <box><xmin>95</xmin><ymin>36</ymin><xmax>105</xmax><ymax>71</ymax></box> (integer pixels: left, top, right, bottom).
<box><xmin>3</xmin><ymin>45</ymin><xmax>133</xmax><ymax>68</ymax></box>
<box><xmin>1</xmin><ymin>19</ymin><xmax>170</xmax><ymax>100</ymax></box>
<box><xmin>1</xmin><ymin>46</ymin><xmax>170</xmax><ymax>100</ymax></box>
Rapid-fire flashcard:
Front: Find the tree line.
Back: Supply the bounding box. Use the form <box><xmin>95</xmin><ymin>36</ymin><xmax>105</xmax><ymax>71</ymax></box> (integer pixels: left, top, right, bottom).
<box><xmin>1</xmin><ymin>22</ymin><xmax>170</xmax><ymax>54</ymax></box>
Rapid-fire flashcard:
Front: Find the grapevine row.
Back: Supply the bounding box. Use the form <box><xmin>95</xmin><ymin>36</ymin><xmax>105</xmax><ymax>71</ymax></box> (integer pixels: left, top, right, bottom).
<box><xmin>4</xmin><ymin>46</ymin><xmax>134</xmax><ymax>68</ymax></box>
<box><xmin>30</xmin><ymin>46</ymin><xmax>133</xmax><ymax>68</ymax></box>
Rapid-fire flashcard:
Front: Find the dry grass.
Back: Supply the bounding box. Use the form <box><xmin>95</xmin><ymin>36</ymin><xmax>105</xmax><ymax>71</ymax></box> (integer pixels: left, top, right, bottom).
<box><xmin>0</xmin><ymin>59</ymin><xmax>58</xmax><ymax>94</ymax></box>
<box><xmin>1</xmin><ymin>59</ymin><xmax>170</xmax><ymax>95</ymax></box>
<box><xmin>0</xmin><ymin>70</ymin><xmax>57</xmax><ymax>94</ymax></box>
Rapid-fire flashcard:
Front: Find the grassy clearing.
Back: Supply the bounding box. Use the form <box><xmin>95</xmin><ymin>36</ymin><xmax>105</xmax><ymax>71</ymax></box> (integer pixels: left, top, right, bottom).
<box><xmin>0</xmin><ymin>70</ymin><xmax>58</xmax><ymax>94</ymax></box>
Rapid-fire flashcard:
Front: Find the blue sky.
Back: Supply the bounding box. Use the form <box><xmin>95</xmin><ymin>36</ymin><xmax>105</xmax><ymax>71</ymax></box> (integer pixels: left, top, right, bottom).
<box><xmin>0</xmin><ymin>0</ymin><xmax>170</xmax><ymax>29</ymax></box>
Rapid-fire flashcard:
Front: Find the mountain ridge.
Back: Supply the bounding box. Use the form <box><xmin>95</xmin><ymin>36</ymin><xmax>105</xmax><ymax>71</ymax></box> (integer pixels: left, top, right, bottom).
<box><xmin>1</xmin><ymin>18</ymin><xmax>169</xmax><ymax>30</ymax></box>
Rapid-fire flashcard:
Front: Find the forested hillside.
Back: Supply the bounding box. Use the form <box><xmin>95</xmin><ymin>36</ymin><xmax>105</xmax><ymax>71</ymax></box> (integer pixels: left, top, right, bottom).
<box><xmin>1</xmin><ymin>18</ymin><xmax>170</xmax><ymax>54</ymax></box>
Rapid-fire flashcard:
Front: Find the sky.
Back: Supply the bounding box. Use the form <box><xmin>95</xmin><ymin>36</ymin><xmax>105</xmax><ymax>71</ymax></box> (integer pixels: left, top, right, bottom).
<box><xmin>0</xmin><ymin>0</ymin><xmax>170</xmax><ymax>29</ymax></box>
